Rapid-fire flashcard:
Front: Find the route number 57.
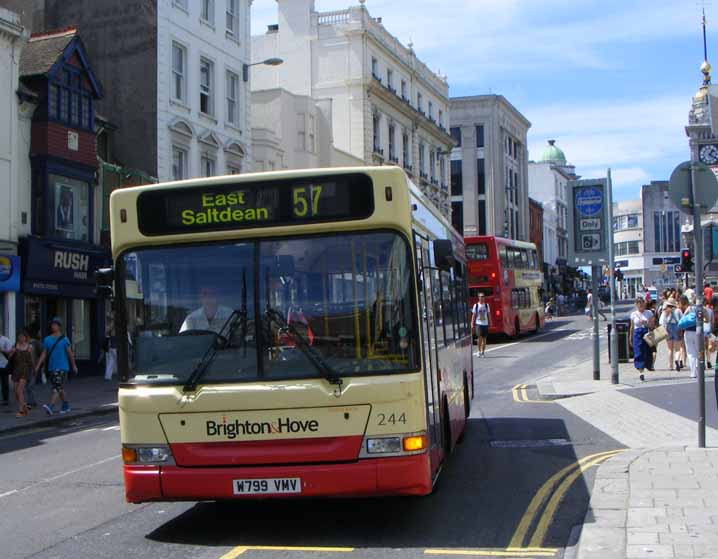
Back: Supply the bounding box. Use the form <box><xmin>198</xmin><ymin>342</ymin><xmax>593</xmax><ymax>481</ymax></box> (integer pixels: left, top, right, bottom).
<box><xmin>292</xmin><ymin>185</ymin><xmax>323</xmax><ymax>218</ymax></box>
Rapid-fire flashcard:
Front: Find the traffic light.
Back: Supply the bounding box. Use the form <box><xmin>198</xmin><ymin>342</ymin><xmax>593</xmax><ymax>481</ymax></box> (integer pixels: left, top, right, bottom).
<box><xmin>681</xmin><ymin>248</ymin><xmax>694</xmax><ymax>273</ymax></box>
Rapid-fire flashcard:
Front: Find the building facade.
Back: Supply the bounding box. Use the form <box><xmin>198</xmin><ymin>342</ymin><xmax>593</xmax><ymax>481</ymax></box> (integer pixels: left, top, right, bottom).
<box><xmin>37</xmin><ymin>0</ymin><xmax>252</xmax><ymax>185</ymax></box>
<box><xmin>252</xmin><ymin>0</ymin><xmax>453</xmax><ymax>216</ymax></box>
<box><xmin>0</xmin><ymin>7</ymin><xmax>26</xmax><ymax>338</ymax></box>
<box><xmin>529</xmin><ymin>197</ymin><xmax>544</xmax><ymax>270</ymax></box>
<box><xmin>449</xmin><ymin>95</ymin><xmax>530</xmax><ymax>239</ymax></box>
<box><xmin>612</xmin><ymin>199</ymin><xmax>643</xmax><ymax>298</ymax></box>
<box><xmin>641</xmin><ymin>181</ymin><xmax>684</xmax><ymax>292</ymax></box>
<box><xmin>16</xmin><ymin>28</ymin><xmax>109</xmax><ymax>370</ymax></box>
<box><xmin>528</xmin><ymin>139</ymin><xmax>579</xmax><ymax>293</ymax></box>
<box><xmin>251</xmin><ymin>88</ymin><xmax>363</xmax><ymax>171</ymax></box>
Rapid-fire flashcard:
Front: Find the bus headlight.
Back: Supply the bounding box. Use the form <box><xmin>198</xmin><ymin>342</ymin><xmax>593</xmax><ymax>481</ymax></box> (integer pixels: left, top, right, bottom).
<box><xmin>366</xmin><ymin>437</ymin><xmax>402</xmax><ymax>454</ymax></box>
<box><xmin>122</xmin><ymin>445</ymin><xmax>173</xmax><ymax>465</ymax></box>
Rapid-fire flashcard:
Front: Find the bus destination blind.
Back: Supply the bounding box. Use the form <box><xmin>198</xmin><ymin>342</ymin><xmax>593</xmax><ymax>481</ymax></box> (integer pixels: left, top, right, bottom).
<box><xmin>137</xmin><ymin>173</ymin><xmax>374</xmax><ymax>235</ymax></box>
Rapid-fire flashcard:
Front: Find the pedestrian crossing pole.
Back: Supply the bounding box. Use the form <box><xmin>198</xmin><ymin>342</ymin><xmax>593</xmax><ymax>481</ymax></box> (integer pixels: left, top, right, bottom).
<box><xmin>690</xmin><ymin>161</ymin><xmax>706</xmax><ymax>448</ymax></box>
<box><xmin>607</xmin><ymin>169</ymin><xmax>619</xmax><ymax>384</ymax></box>
<box><xmin>591</xmin><ymin>265</ymin><xmax>600</xmax><ymax>380</ymax></box>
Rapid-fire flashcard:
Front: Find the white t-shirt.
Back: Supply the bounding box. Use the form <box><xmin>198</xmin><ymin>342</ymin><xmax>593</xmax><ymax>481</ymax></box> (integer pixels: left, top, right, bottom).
<box><xmin>0</xmin><ymin>335</ymin><xmax>11</xmax><ymax>368</ymax></box>
<box><xmin>180</xmin><ymin>305</ymin><xmax>233</xmax><ymax>334</ymax></box>
<box><xmin>587</xmin><ymin>293</ymin><xmax>593</xmax><ymax>306</ymax></box>
<box><xmin>630</xmin><ymin>309</ymin><xmax>653</xmax><ymax>328</ymax></box>
<box><xmin>473</xmin><ymin>302</ymin><xmax>490</xmax><ymax>326</ymax></box>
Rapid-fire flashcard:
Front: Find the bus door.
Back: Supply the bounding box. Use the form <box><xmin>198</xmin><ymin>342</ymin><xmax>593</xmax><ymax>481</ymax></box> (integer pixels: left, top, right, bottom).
<box><xmin>416</xmin><ymin>235</ymin><xmax>444</xmax><ymax>473</ymax></box>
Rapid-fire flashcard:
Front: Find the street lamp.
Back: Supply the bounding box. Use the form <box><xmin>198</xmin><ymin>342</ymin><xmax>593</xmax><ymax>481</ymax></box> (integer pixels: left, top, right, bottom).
<box><xmin>243</xmin><ymin>57</ymin><xmax>284</xmax><ymax>82</ymax></box>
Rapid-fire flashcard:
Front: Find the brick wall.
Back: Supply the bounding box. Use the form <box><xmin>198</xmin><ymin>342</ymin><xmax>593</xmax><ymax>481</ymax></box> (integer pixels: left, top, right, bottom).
<box><xmin>31</xmin><ymin>121</ymin><xmax>97</xmax><ymax>168</ymax></box>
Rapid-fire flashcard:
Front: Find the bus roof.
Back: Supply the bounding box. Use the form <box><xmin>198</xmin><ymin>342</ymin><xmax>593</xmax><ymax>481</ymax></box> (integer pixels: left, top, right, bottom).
<box><xmin>464</xmin><ymin>235</ymin><xmax>537</xmax><ymax>250</ymax></box>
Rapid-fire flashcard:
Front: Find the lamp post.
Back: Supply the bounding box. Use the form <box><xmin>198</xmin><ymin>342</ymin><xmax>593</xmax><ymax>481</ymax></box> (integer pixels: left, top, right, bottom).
<box><xmin>243</xmin><ymin>57</ymin><xmax>284</xmax><ymax>82</ymax></box>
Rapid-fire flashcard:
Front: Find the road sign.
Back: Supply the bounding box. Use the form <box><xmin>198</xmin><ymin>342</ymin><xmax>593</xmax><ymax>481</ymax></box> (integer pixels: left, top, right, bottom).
<box><xmin>568</xmin><ymin>179</ymin><xmax>609</xmax><ymax>264</ymax></box>
<box><xmin>668</xmin><ymin>161</ymin><xmax>718</xmax><ymax>212</ymax></box>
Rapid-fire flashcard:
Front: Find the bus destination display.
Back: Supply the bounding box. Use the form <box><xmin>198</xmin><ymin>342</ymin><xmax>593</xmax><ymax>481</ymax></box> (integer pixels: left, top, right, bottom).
<box><xmin>137</xmin><ymin>173</ymin><xmax>374</xmax><ymax>235</ymax></box>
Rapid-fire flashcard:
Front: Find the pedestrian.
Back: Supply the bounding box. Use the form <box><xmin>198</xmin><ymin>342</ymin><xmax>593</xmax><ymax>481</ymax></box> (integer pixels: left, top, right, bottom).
<box><xmin>103</xmin><ymin>328</ymin><xmax>117</xmax><ymax>381</ymax></box>
<box><xmin>704</xmin><ymin>282</ymin><xmax>714</xmax><ymax>304</ymax></box>
<box><xmin>545</xmin><ymin>297</ymin><xmax>555</xmax><ymax>321</ymax></box>
<box><xmin>659</xmin><ymin>298</ymin><xmax>681</xmax><ymax>371</ymax></box>
<box><xmin>7</xmin><ymin>330</ymin><xmax>34</xmax><ymax>418</ymax></box>
<box><xmin>0</xmin><ymin>331</ymin><xmax>11</xmax><ymax>406</ymax></box>
<box><xmin>24</xmin><ymin>335</ymin><xmax>41</xmax><ymax>409</ymax></box>
<box><xmin>646</xmin><ymin>299</ymin><xmax>659</xmax><ymax>366</ymax></box>
<box><xmin>596</xmin><ymin>296</ymin><xmax>608</xmax><ymax>321</ymax></box>
<box><xmin>678</xmin><ymin>294</ymin><xmax>698</xmax><ymax>379</ymax></box>
<box><xmin>33</xmin><ymin>317</ymin><xmax>77</xmax><ymax>415</ymax></box>
<box><xmin>630</xmin><ymin>297</ymin><xmax>655</xmax><ymax>381</ymax></box>
<box><xmin>471</xmin><ymin>293</ymin><xmax>491</xmax><ymax>357</ymax></box>
<box><xmin>585</xmin><ymin>289</ymin><xmax>594</xmax><ymax>320</ymax></box>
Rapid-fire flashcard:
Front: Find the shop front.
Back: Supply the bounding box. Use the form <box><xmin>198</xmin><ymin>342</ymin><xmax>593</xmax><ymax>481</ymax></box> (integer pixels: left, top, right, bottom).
<box><xmin>0</xmin><ymin>245</ymin><xmax>20</xmax><ymax>337</ymax></box>
<box><xmin>20</xmin><ymin>236</ymin><xmax>109</xmax><ymax>374</ymax></box>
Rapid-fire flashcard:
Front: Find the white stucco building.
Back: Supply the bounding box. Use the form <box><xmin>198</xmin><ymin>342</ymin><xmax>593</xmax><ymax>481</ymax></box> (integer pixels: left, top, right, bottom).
<box><xmin>0</xmin><ymin>7</ymin><xmax>28</xmax><ymax>338</ymax></box>
<box><xmin>252</xmin><ymin>0</ymin><xmax>453</xmax><ymax>217</ymax></box>
<box><xmin>612</xmin><ymin>198</ymin><xmax>643</xmax><ymax>298</ymax></box>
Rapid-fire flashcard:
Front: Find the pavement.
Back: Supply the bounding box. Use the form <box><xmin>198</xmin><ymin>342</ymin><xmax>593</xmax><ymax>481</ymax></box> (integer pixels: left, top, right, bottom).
<box><xmin>0</xmin><ymin>374</ymin><xmax>118</xmax><ymax>433</ymax></box>
<box><xmin>532</xmin><ymin>318</ymin><xmax>718</xmax><ymax>558</ymax></box>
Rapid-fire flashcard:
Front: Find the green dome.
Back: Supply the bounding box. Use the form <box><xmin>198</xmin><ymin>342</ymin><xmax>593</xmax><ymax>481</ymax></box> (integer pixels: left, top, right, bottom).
<box><xmin>540</xmin><ymin>140</ymin><xmax>566</xmax><ymax>164</ymax></box>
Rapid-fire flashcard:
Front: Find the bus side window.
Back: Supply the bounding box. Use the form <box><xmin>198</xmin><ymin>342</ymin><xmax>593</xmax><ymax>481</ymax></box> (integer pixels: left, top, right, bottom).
<box><xmin>440</xmin><ymin>270</ymin><xmax>455</xmax><ymax>343</ymax></box>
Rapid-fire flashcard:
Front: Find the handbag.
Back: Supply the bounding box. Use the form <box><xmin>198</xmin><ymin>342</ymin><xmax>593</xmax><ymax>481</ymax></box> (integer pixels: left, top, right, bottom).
<box><xmin>643</xmin><ymin>325</ymin><xmax>668</xmax><ymax>347</ymax></box>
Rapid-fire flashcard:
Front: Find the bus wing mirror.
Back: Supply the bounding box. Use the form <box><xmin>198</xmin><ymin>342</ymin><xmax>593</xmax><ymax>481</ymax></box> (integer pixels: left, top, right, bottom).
<box><xmin>95</xmin><ymin>267</ymin><xmax>114</xmax><ymax>299</ymax></box>
<box><xmin>433</xmin><ymin>239</ymin><xmax>455</xmax><ymax>270</ymax></box>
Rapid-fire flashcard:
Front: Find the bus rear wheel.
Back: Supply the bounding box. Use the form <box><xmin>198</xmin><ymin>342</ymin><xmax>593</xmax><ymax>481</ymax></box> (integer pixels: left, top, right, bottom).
<box><xmin>513</xmin><ymin>318</ymin><xmax>521</xmax><ymax>339</ymax></box>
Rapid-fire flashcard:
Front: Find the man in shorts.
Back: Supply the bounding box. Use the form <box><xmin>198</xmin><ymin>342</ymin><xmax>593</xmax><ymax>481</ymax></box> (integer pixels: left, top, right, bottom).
<box><xmin>34</xmin><ymin>317</ymin><xmax>77</xmax><ymax>415</ymax></box>
<box><xmin>471</xmin><ymin>293</ymin><xmax>491</xmax><ymax>357</ymax></box>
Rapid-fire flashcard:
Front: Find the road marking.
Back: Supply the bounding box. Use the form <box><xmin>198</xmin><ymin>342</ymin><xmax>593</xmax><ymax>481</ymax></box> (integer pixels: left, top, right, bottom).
<box><xmin>219</xmin><ymin>546</ymin><xmax>355</xmax><ymax>558</ymax></box>
<box><xmin>102</xmin><ymin>425</ymin><xmax>120</xmax><ymax>431</ymax></box>
<box><xmin>0</xmin><ymin>454</ymin><xmax>120</xmax><ymax>499</ymax></box>
<box><xmin>511</xmin><ymin>384</ymin><xmax>553</xmax><ymax>404</ymax></box>
<box><xmin>424</xmin><ymin>549</ymin><xmax>556</xmax><ymax>557</ymax></box>
<box><xmin>490</xmin><ymin>439</ymin><xmax>572</xmax><ymax>449</ymax></box>
<box><xmin>508</xmin><ymin>449</ymin><xmax>623</xmax><ymax>549</ymax></box>
<box><xmin>529</xmin><ymin>452</ymin><xmax>621</xmax><ymax>547</ymax></box>
<box><xmin>479</xmin><ymin>327</ymin><xmax>579</xmax><ymax>358</ymax></box>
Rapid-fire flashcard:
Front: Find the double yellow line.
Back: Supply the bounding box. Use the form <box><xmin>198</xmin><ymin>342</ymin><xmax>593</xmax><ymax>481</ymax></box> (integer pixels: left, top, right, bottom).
<box><xmin>220</xmin><ymin>546</ymin><xmax>354</xmax><ymax>558</ymax></box>
<box><xmin>511</xmin><ymin>384</ymin><xmax>552</xmax><ymax>404</ymax></box>
<box><xmin>509</xmin><ymin>449</ymin><xmax>624</xmax><ymax>549</ymax></box>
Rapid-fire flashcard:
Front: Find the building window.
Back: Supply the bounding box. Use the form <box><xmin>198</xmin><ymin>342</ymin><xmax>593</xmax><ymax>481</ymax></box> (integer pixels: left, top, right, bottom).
<box><xmin>419</xmin><ymin>142</ymin><xmax>425</xmax><ymax>174</ymax></box>
<box><xmin>477</xmin><ymin>158</ymin><xmax>485</xmax><ymax>195</ymax></box>
<box><xmin>200</xmin><ymin>57</ymin><xmax>214</xmax><ymax>115</ymax></box>
<box><xmin>417</xmin><ymin>92</ymin><xmax>423</xmax><ymax>113</ymax></box>
<box><xmin>201</xmin><ymin>0</ymin><xmax>214</xmax><ymax>24</ymax></box>
<box><xmin>226</xmin><ymin>69</ymin><xmax>239</xmax><ymax>125</ymax></box>
<box><xmin>372</xmin><ymin>112</ymin><xmax>381</xmax><ymax>154</ymax></box>
<box><xmin>440</xmin><ymin>156</ymin><xmax>446</xmax><ymax>184</ymax></box>
<box><xmin>226</xmin><ymin>0</ymin><xmax>238</xmax><ymax>37</ymax></box>
<box><xmin>438</xmin><ymin>109</ymin><xmax>443</xmax><ymax>128</ymax></box>
<box><xmin>429</xmin><ymin>150</ymin><xmax>436</xmax><ymax>180</ymax></box>
<box><xmin>451</xmin><ymin>160</ymin><xmax>463</xmax><ymax>195</ymax></box>
<box><xmin>402</xmin><ymin>131</ymin><xmax>409</xmax><ymax>166</ymax></box>
<box><xmin>452</xmin><ymin>201</ymin><xmax>463</xmax><ymax>234</ymax></box>
<box><xmin>49</xmin><ymin>174</ymin><xmax>90</xmax><ymax>242</ymax></box>
<box><xmin>172</xmin><ymin>145</ymin><xmax>187</xmax><ymax>180</ymax></box>
<box><xmin>653</xmin><ymin>211</ymin><xmax>680</xmax><ymax>253</ymax></box>
<box><xmin>48</xmin><ymin>68</ymin><xmax>93</xmax><ymax>130</ymax></box>
<box><xmin>476</xmin><ymin>125</ymin><xmax>484</xmax><ymax>148</ymax></box>
<box><xmin>172</xmin><ymin>42</ymin><xmax>187</xmax><ymax>102</ymax></box>
<box><xmin>387</xmin><ymin>68</ymin><xmax>393</xmax><ymax>89</ymax></box>
<box><xmin>371</xmin><ymin>57</ymin><xmax>378</xmax><ymax>78</ymax></box>
<box><xmin>201</xmin><ymin>154</ymin><xmax>216</xmax><ymax>177</ymax></box>
<box><xmin>227</xmin><ymin>164</ymin><xmax>241</xmax><ymax>175</ymax></box>
<box><xmin>308</xmin><ymin>114</ymin><xmax>316</xmax><ymax>153</ymax></box>
<box><xmin>297</xmin><ymin>112</ymin><xmax>306</xmax><ymax>150</ymax></box>
<box><xmin>478</xmin><ymin>199</ymin><xmax>487</xmax><ymax>235</ymax></box>
<box><xmin>401</xmin><ymin>80</ymin><xmax>407</xmax><ymax>99</ymax></box>
<box><xmin>450</xmin><ymin>127</ymin><xmax>461</xmax><ymax>146</ymax></box>
<box><xmin>428</xmin><ymin>101</ymin><xmax>434</xmax><ymax>121</ymax></box>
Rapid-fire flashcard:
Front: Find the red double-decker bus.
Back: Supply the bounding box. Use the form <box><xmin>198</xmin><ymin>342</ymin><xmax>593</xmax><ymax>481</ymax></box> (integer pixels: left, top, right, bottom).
<box><xmin>465</xmin><ymin>236</ymin><xmax>544</xmax><ymax>338</ymax></box>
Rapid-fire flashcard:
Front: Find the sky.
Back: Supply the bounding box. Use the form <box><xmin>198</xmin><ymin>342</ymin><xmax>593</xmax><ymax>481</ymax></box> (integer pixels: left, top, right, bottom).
<box><xmin>251</xmin><ymin>0</ymin><xmax>712</xmax><ymax>202</ymax></box>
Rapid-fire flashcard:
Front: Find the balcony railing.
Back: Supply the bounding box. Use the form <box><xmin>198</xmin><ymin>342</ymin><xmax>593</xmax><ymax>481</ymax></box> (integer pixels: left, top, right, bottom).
<box><xmin>388</xmin><ymin>154</ymin><xmax>399</xmax><ymax>163</ymax></box>
<box><xmin>373</xmin><ymin>147</ymin><xmax>385</xmax><ymax>157</ymax></box>
<box><xmin>318</xmin><ymin>9</ymin><xmax>351</xmax><ymax>25</ymax></box>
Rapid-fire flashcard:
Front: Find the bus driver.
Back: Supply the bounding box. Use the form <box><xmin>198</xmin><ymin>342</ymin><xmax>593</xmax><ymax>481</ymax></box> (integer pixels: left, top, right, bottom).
<box><xmin>180</xmin><ymin>286</ymin><xmax>233</xmax><ymax>334</ymax></box>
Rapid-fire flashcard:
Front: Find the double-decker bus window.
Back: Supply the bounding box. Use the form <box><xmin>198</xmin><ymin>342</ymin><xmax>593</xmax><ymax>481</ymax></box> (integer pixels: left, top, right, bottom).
<box><xmin>441</xmin><ymin>270</ymin><xmax>455</xmax><ymax>342</ymax></box>
<box><xmin>499</xmin><ymin>245</ymin><xmax>509</xmax><ymax>268</ymax></box>
<box><xmin>431</xmin><ymin>269</ymin><xmax>445</xmax><ymax>348</ymax></box>
<box><xmin>465</xmin><ymin>243</ymin><xmax>488</xmax><ymax>261</ymax></box>
<box><xmin>519</xmin><ymin>249</ymin><xmax>528</xmax><ymax>269</ymax></box>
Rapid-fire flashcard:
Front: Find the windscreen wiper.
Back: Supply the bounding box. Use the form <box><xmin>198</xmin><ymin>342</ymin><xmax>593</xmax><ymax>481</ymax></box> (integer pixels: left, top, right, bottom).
<box><xmin>264</xmin><ymin>306</ymin><xmax>342</xmax><ymax>388</ymax></box>
<box><xmin>182</xmin><ymin>308</ymin><xmax>246</xmax><ymax>392</ymax></box>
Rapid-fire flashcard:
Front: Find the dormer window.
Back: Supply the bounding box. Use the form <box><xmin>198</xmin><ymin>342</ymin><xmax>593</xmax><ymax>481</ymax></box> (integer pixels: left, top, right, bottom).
<box><xmin>48</xmin><ymin>66</ymin><xmax>93</xmax><ymax>130</ymax></box>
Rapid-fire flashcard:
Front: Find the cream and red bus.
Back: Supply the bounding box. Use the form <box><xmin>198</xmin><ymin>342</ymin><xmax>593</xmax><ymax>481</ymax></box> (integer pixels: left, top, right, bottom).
<box><xmin>103</xmin><ymin>166</ymin><xmax>473</xmax><ymax>502</ymax></box>
<box><xmin>465</xmin><ymin>236</ymin><xmax>544</xmax><ymax>338</ymax></box>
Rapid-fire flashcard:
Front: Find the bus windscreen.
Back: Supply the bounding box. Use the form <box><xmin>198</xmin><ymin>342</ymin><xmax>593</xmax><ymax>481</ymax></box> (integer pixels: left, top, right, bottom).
<box><xmin>136</xmin><ymin>173</ymin><xmax>374</xmax><ymax>235</ymax></box>
<box><xmin>465</xmin><ymin>243</ymin><xmax>488</xmax><ymax>261</ymax></box>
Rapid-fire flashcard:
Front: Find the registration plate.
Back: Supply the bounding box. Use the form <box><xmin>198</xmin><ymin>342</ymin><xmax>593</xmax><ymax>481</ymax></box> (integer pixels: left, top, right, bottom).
<box><xmin>232</xmin><ymin>477</ymin><xmax>302</xmax><ymax>495</ymax></box>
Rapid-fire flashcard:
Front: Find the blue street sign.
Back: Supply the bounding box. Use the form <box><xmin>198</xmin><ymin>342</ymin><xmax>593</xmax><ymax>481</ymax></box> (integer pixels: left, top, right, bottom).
<box><xmin>575</xmin><ymin>187</ymin><xmax>603</xmax><ymax>217</ymax></box>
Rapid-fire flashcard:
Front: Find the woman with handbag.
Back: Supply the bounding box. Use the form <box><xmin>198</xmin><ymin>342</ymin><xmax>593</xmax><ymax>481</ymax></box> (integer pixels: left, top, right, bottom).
<box><xmin>678</xmin><ymin>294</ymin><xmax>698</xmax><ymax>379</ymax></box>
<box><xmin>659</xmin><ymin>298</ymin><xmax>681</xmax><ymax>371</ymax></box>
<box><xmin>630</xmin><ymin>297</ymin><xmax>655</xmax><ymax>381</ymax></box>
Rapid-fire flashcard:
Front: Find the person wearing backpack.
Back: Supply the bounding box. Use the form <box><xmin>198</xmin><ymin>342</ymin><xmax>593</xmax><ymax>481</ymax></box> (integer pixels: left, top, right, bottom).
<box><xmin>659</xmin><ymin>298</ymin><xmax>682</xmax><ymax>371</ymax></box>
<box><xmin>33</xmin><ymin>317</ymin><xmax>77</xmax><ymax>415</ymax></box>
<box><xmin>471</xmin><ymin>292</ymin><xmax>491</xmax><ymax>357</ymax></box>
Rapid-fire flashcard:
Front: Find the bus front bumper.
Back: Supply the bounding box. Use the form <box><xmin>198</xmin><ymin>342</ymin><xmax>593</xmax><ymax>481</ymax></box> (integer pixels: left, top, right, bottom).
<box><xmin>124</xmin><ymin>453</ymin><xmax>432</xmax><ymax>502</ymax></box>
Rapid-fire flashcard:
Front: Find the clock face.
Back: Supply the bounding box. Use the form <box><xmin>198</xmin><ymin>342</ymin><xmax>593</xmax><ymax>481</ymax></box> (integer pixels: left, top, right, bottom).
<box><xmin>699</xmin><ymin>144</ymin><xmax>718</xmax><ymax>165</ymax></box>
